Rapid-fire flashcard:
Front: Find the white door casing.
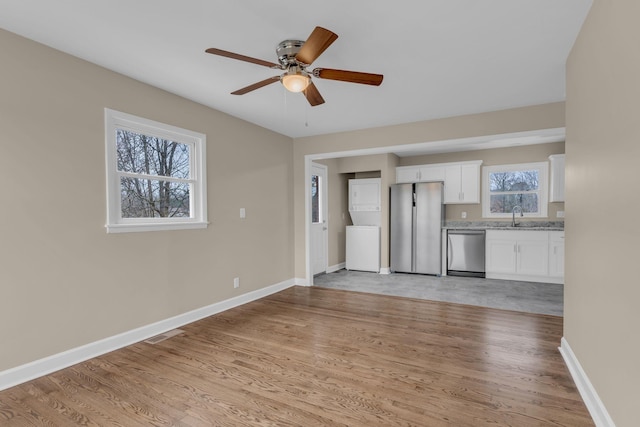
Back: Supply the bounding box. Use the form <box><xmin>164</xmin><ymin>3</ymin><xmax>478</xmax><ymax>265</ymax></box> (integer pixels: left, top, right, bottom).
<box><xmin>310</xmin><ymin>163</ymin><xmax>328</xmax><ymax>276</ymax></box>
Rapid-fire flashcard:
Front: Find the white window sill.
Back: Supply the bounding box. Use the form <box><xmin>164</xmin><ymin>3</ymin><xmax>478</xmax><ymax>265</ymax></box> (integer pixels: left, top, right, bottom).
<box><xmin>106</xmin><ymin>221</ymin><xmax>209</xmax><ymax>234</ymax></box>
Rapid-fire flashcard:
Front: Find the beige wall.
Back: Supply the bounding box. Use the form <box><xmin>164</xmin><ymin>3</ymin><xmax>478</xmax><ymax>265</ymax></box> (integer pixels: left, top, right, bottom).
<box><xmin>565</xmin><ymin>1</ymin><xmax>640</xmax><ymax>425</ymax></box>
<box><xmin>293</xmin><ymin>103</ymin><xmax>566</xmax><ymax>279</ymax></box>
<box><xmin>0</xmin><ymin>29</ymin><xmax>294</xmax><ymax>371</ymax></box>
<box><xmin>400</xmin><ymin>142</ymin><xmax>566</xmax><ymax>221</ymax></box>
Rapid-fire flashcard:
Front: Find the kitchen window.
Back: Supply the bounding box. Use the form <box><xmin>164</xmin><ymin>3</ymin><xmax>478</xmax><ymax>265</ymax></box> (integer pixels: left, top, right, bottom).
<box><xmin>482</xmin><ymin>162</ymin><xmax>548</xmax><ymax>218</ymax></box>
<box><xmin>105</xmin><ymin>109</ymin><xmax>207</xmax><ymax>233</ymax></box>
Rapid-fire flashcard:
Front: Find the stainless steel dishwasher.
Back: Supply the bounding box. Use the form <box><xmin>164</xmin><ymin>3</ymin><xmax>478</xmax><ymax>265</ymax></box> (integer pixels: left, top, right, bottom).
<box><xmin>447</xmin><ymin>230</ymin><xmax>486</xmax><ymax>278</ymax></box>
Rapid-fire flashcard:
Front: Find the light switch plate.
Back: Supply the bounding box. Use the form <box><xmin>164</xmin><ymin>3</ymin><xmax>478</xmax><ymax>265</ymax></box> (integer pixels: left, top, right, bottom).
<box><xmin>240</xmin><ymin>208</ymin><xmax>246</xmax><ymax>219</ymax></box>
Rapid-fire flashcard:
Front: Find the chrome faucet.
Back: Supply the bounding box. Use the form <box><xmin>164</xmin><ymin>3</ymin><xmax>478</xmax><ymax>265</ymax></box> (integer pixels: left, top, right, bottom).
<box><xmin>512</xmin><ymin>205</ymin><xmax>523</xmax><ymax>227</ymax></box>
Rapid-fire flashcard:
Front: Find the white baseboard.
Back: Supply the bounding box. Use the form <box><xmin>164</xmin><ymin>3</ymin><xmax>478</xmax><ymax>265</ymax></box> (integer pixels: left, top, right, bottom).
<box><xmin>327</xmin><ymin>263</ymin><xmax>345</xmax><ymax>273</ymax></box>
<box><xmin>486</xmin><ymin>272</ymin><xmax>563</xmax><ymax>284</ymax></box>
<box><xmin>379</xmin><ymin>267</ymin><xmax>390</xmax><ymax>275</ymax></box>
<box><xmin>294</xmin><ymin>277</ymin><xmax>309</xmax><ymax>286</ymax></box>
<box><xmin>559</xmin><ymin>337</ymin><xmax>615</xmax><ymax>427</ymax></box>
<box><xmin>0</xmin><ymin>278</ymin><xmax>296</xmax><ymax>392</ymax></box>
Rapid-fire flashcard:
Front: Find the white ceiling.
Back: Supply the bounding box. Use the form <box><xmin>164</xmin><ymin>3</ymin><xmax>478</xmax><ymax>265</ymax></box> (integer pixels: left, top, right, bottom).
<box><xmin>1</xmin><ymin>0</ymin><xmax>592</xmax><ymax>140</ymax></box>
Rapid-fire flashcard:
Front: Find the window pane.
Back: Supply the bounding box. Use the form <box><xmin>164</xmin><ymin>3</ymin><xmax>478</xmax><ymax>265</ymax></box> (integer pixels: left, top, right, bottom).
<box><xmin>311</xmin><ymin>175</ymin><xmax>320</xmax><ymax>223</ymax></box>
<box><xmin>489</xmin><ymin>170</ymin><xmax>539</xmax><ymax>192</ymax></box>
<box><xmin>116</xmin><ymin>129</ymin><xmax>190</xmax><ymax>179</ymax></box>
<box><xmin>120</xmin><ymin>177</ymin><xmax>190</xmax><ymax>218</ymax></box>
<box><xmin>489</xmin><ymin>193</ymin><xmax>538</xmax><ymax>214</ymax></box>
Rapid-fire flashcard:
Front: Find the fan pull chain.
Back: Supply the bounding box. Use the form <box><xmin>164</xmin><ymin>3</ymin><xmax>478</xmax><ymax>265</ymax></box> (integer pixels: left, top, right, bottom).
<box><xmin>282</xmin><ymin>87</ymin><xmax>288</xmax><ymax>128</ymax></box>
<box><xmin>305</xmin><ymin>103</ymin><xmax>309</xmax><ymax>127</ymax></box>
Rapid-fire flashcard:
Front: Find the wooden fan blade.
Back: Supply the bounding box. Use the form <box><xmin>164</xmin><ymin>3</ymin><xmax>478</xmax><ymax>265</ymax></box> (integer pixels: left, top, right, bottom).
<box><xmin>314</xmin><ymin>68</ymin><xmax>384</xmax><ymax>86</ymax></box>
<box><xmin>231</xmin><ymin>76</ymin><xmax>280</xmax><ymax>95</ymax></box>
<box><xmin>295</xmin><ymin>27</ymin><xmax>338</xmax><ymax>66</ymax></box>
<box><xmin>205</xmin><ymin>48</ymin><xmax>279</xmax><ymax>68</ymax></box>
<box><xmin>303</xmin><ymin>82</ymin><xmax>325</xmax><ymax>106</ymax></box>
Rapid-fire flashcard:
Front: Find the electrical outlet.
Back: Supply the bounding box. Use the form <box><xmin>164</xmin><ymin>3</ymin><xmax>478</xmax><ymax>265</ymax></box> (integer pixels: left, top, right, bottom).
<box><xmin>557</xmin><ymin>210</ymin><xmax>565</xmax><ymax>218</ymax></box>
<box><xmin>233</xmin><ymin>277</ymin><xmax>240</xmax><ymax>288</ymax></box>
<box><xmin>239</xmin><ymin>208</ymin><xmax>246</xmax><ymax>219</ymax></box>
<box><xmin>461</xmin><ymin>211</ymin><xmax>467</xmax><ymax>219</ymax></box>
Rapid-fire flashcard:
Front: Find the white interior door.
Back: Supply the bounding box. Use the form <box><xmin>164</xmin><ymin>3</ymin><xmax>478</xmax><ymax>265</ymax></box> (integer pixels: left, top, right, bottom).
<box><xmin>311</xmin><ymin>163</ymin><xmax>328</xmax><ymax>276</ymax></box>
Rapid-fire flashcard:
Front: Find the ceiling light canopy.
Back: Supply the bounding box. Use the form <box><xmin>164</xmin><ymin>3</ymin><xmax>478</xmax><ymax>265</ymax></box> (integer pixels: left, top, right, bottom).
<box><xmin>281</xmin><ymin>66</ymin><xmax>310</xmax><ymax>93</ymax></box>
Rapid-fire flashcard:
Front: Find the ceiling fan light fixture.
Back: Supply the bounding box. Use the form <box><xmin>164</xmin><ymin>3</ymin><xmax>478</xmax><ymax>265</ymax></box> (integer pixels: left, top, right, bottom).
<box><xmin>282</xmin><ymin>67</ymin><xmax>310</xmax><ymax>93</ymax></box>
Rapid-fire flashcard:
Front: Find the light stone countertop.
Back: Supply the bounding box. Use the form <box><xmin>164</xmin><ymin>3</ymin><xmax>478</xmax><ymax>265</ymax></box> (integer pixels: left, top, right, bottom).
<box><xmin>443</xmin><ymin>221</ymin><xmax>564</xmax><ymax>231</ymax></box>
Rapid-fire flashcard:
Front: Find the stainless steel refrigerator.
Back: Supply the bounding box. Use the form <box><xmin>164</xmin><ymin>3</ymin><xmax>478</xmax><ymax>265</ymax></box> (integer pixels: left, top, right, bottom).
<box><xmin>390</xmin><ymin>182</ymin><xmax>444</xmax><ymax>275</ymax></box>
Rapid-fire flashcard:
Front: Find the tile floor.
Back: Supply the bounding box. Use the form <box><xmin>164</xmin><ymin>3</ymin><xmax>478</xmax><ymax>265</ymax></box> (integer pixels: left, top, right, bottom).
<box><xmin>313</xmin><ymin>269</ymin><xmax>563</xmax><ymax>316</ymax></box>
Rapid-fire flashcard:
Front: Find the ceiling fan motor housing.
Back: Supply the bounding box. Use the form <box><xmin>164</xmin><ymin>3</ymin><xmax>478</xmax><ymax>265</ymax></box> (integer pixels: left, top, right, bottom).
<box><xmin>276</xmin><ymin>40</ymin><xmax>305</xmax><ymax>67</ymax></box>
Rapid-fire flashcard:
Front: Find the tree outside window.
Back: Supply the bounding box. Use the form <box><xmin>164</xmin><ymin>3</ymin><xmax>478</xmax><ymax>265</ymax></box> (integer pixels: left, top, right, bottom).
<box><xmin>482</xmin><ymin>162</ymin><xmax>548</xmax><ymax>218</ymax></box>
<box><xmin>117</xmin><ymin>129</ymin><xmax>191</xmax><ymax>218</ymax></box>
<box><xmin>489</xmin><ymin>170</ymin><xmax>539</xmax><ymax>214</ymax></box>
<box><xmin>311</xmin><ymin>174</ymin><xmax>320</xmax><ymax>223</ymax></box>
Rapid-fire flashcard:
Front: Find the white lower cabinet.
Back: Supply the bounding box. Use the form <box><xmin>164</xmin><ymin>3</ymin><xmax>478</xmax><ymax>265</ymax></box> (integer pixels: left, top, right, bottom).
<box><xmin>486</xmin><ymin>237</ymin><xmax>518</xmax><ymax>274</ymax></box>
<box><xmin>486</xmin><ymin>230</ymin><xmax>563</xmax><ymax>284</ymax></box>
<box><xmin>548</xmin><ymin>231</ymin><xmax>565</xmax><ymax>278</ymax></box>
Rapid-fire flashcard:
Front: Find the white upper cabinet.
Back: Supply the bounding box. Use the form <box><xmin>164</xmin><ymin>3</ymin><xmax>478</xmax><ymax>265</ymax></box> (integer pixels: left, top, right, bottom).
<box><xmin>396</xmin><ymin>166</ymin><xmax>421</xmax><ymax>183</ymax></box>
<box><xmin>396</xmin><ymin>160</ymin><xmax>481</xmax><ymax>204</ymax></box>
<box><xmin>443</xmin><ymin>161</ymin><xmax>482</xmax><ymax>204</ymax></box>
<box><xmin>396</xmin><ymin>165</ymin><xmax>445</xmax><ymax>183</ymax></box>
<box><xmin>418</xmin><ymin>165</ymin><xmax>445</xmax><ymax>182</ymax></box>
<box><xmin>549</xmin><ymin>154</ymin><xmax>565</xmax><ymax>202</ymax></box>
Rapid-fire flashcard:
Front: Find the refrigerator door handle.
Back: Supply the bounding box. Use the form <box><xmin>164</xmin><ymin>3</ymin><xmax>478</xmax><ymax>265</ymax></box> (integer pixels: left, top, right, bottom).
<box><xmin>412</xmin><ymin>205</ymin><xmax>417</xmax><ymax>272</ymax></box>
<box><xmin>447</xmin><ymin>234</ymin><xmax>453</xmax><ymax>270</ymax></box>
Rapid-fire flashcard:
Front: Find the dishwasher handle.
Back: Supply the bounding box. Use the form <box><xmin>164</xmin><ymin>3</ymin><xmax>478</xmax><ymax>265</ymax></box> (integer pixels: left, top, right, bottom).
<box><xmin>447</xmin><ymin>229</ymin><xmax>486</xmax><ymax>235</ymax></box>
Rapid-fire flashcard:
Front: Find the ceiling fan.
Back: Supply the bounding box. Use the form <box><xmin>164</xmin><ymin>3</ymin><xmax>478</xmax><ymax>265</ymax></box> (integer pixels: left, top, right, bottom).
<box><xmin>205</xmin><ymin>26</ymin><xmax>383</xmax><ymax>106</ymax></box>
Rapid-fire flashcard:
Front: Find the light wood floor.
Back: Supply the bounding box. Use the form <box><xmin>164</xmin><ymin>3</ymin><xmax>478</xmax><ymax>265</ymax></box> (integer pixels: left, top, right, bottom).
<box><xmin>0</xmin><ymin>286</ymin><xmax>593</xmax><ymax>426</ymax></box>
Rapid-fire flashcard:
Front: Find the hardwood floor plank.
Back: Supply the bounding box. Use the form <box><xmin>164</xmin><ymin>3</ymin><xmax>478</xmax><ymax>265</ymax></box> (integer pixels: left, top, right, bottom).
<box><xmin>0</xmin><ymin>287</ymin><xmax>593</xmax><ymax>426</ymax></box>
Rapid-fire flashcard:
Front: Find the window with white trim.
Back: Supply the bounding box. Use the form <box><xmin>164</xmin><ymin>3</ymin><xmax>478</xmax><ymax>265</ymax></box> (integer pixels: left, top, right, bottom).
<box><xmin>482</xmin><ymin>162</ymin><xmax>548</xmax><ymax>218</ymax></box>
<box><xmin>105</xmin><ymin>109</ymin><xmax>207</xmax><ymax>233</ymax></box>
